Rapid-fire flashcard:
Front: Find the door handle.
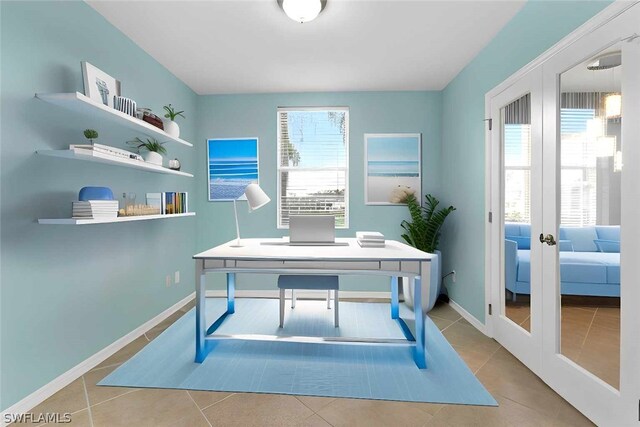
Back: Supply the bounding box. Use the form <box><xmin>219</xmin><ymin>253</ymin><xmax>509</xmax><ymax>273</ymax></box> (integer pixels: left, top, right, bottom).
<box><xmin>539</xmin><ymin>233</ymin><xmax>557</xmax><ymax>246</ymax></box>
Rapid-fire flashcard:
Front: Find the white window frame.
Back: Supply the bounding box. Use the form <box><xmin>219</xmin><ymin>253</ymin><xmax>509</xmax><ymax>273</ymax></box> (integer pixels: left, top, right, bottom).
<box><xmin>276</xmin><ymin>106</ymin><xmax>350</xmax><ymax>229</ymax></box>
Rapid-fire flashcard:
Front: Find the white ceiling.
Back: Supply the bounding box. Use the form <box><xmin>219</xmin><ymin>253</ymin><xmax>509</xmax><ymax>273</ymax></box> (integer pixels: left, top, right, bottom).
<box><xmin>87</xmin><ymin>0</ymin><xmax>526</xmax><ymax>95</ymax></box>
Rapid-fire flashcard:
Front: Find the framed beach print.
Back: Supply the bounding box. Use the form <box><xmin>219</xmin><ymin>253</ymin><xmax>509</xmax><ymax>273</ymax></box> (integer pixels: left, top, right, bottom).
<box><xmin>207</xmin><ymin>138</ymin><xmax>259</xmax><ymax>201</ymax></box>
<box><xmin>364</xmin><ymin>133</ymin><xmax>421</xmax><ymax>205</ymax></box>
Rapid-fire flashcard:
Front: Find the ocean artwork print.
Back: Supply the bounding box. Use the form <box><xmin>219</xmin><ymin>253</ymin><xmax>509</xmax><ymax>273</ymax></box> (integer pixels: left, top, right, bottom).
<box><xmin>208</xmin><ymin>138</ymin><xmax>259</xmax><ymax>201</ymax></box>
<box><xmin>365</xmin><ymin>134</ymin><xmax>422</xmax><ymax>205</ymax></box>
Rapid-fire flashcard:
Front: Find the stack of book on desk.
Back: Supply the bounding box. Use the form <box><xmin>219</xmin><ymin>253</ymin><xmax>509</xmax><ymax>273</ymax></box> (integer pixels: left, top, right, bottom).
<box><xmin>356</xmin><ymin>231</ymin><xmax>385</xmax><ymax>248</ymax></box>
<box><xmin>72</xmin><ymin>200</ymin><xmax>119</xmax><ymax>219</ymax></box>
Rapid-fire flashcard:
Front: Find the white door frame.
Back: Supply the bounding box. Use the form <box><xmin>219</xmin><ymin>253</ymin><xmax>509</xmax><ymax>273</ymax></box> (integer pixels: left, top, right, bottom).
<box><xmin>487</xmin><ymin>70</ymin><xmax>543</xmax><ymax>375</ymax></box>
<box><xmin>540</xmin><ymin>6</ymin><xmax>640</xmax><ymax>425</ymax></box>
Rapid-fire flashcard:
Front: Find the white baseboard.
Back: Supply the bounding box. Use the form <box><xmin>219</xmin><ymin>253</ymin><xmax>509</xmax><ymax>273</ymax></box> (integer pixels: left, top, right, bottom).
<box><xmin>448</xmin><ymin>299</ymin><xmax>488</xmax><ymax>336</ymax></box>
<box><xmin>1</xmin><ymin>292</ymin><xmax>195</xmax><ymax>424</ymax></box>
<box><xmin>205</xmin><ymin>289</ymin><xmax>391</xmax><ymax>299</ymax></box>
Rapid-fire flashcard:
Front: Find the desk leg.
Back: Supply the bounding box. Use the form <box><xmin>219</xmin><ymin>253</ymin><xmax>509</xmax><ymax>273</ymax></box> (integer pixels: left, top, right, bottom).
<box><xmin>390</xmin><ymin>276</ymin><xmax>399</xmax><ymax>320</ymax></box>
<box><xmin>195</xmin><ymin>260</ymin><xmax>207</xmax><ymax>363</ymax></box>
<box><xmin>227</xmin><ymin>272</ymin><xmax>235</xmax><ymax>314</ymax></box>
<box><xmin>413</xmin><ymin>274</ymin><xmax>427</xmax><ymax>369</ymax></box>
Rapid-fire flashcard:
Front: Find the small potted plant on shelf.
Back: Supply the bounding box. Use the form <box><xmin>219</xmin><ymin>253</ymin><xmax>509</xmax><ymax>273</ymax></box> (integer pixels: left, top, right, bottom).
<box><xmin>162</xmin><ymin>104</ymin><xmax>185</xmax><ymax>138</ymax></box>
<box><xmin>83</xmin><ymin>129</ymin><xmax>99</xmax><ymax>145</ymax></box>
<box><xmin>400</xmin><ymin>193</ymin><xmax>455</xmax><ymax>313</ymax></box>
<box><xmin>128</xmin><ymin>137</ymin><xmax>167</xmax><ymax>166</ymax></box>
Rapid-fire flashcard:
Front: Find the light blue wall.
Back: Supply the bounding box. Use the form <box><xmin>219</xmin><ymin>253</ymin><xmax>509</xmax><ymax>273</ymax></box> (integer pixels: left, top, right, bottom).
<box><xmin>440</xmin><ymin>0</ymin><xmax>612</xmax><ymax>321</ymax></box>
<box><xmin>0</xmin><ymin>1</ymin><xmax>198</xmax><ymax>410</ymax></box>
<box><xmin>195</xmin><ymin>92</ymin><xmax>442</xmax><ymax>292</ymax></box>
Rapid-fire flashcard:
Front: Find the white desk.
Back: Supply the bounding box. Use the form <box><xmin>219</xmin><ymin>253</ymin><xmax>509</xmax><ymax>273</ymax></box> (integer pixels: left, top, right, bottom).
<box><xmin>193</xmin><ymin>238</ymin><xmax>433</xmax><ymax>368</ymax></box>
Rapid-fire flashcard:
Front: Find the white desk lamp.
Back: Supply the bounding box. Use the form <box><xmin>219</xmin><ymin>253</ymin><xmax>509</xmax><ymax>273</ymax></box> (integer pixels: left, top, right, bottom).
<box><xmin>232</xmin><ymin>183</ymin><xmax>270</xmax><ymax>247</ymax></box>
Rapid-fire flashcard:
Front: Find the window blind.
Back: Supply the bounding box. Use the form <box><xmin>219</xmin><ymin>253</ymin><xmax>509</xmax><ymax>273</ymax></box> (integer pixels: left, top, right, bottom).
<box><xmin>277</xmin><ymin>108</ymin><xmax>349</xmax><ymax>228</ymax></box>
<box><xmin>560</xmin><ymin>108</ymin><xmax>597</xmax><ymax>226</ymax></box>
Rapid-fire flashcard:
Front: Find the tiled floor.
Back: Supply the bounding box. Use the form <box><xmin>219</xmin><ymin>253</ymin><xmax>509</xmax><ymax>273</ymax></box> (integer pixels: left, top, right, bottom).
<box><xmin>20</xmin><ymin>300</ymin><xmax>595</xmax><ymax>426</ymax></box>
<box><xmin>505</xmin><ymin>301</ymin><xmax>620</xmax><ymax>389</ymax></box>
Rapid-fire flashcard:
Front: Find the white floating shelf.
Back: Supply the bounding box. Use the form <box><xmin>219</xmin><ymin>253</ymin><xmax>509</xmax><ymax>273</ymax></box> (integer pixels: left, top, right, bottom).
<box><xmin>37</xmin><ymin>149</ymin><xmax>193</xmax><ymax>177</ymax></box>
<box><xmin>38</xmin><ymin>212</ymin><xmax>195</xmax><ymax>225</ymax></box>
<box><xmin>35</xmin><ymin>92</ymin><xmax>193</xmax><ymax>148</ymax></box>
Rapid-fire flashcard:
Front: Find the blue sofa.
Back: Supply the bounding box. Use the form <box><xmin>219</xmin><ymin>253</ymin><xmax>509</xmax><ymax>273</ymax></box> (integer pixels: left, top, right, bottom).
<box><xmin>505</xmin><ymin>223</ymin><xmax>620</xmax><ymax>299</ymax></box>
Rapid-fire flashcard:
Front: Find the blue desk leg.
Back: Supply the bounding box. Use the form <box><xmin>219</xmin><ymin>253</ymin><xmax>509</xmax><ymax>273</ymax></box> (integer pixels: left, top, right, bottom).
<box><xmin>390</xmin><ymin>276</ymin><xmax>399</xmax><ymax>319</ymax></box>
<box><xmin>195</xmin><ymin>260</ymin><xmax>207</xmax><ymax>363</ymax></box>
<box><xmin>227</xmin><ymin>272</ymin><xmax>235</xmax><ymax>314</ymax></box>
<box><xmin>413</xmin><ymin>274</ymin><xmax>427</xmax><ymax>369</ymax></box>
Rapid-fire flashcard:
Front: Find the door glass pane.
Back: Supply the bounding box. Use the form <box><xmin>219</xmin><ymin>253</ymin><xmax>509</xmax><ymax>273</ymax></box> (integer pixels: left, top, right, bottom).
<box><xmin>502</xmin><ymin>93</ymin><xmax>531</xmax><ymax>331</ymax></box>
<box><xmin>559</xmin><ymin>43</ymin><xmax>621</xmax><ymax>389</ymax></box>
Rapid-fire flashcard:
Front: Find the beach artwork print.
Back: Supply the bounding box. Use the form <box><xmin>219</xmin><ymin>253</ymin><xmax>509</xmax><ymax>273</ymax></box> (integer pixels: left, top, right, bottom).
<box><xmin>207</xmin><ymin>138</ymin><xmax>259</xmax><ymax>201</ymax></box>
<box><xmin>365</xmin><ymin>133</ymin><xmax>421</xmax><ymax>205</ymax></box>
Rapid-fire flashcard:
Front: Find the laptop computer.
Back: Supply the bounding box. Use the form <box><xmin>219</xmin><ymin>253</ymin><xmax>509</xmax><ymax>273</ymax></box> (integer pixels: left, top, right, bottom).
<box><xmin>287</xmin><ymin>215</ymin><xmax>349</xmax><ymax>246</ymax></box>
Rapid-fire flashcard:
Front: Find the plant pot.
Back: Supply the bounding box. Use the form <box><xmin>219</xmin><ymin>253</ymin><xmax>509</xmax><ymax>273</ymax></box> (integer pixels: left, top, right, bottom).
<box><xmin>163</xmin><ymin>119</ymin><xmax>180</xmax><ymax>138</ymax></box>
<box><xmin>144</xmin><ymin>151</ymin><xmax>163</xmax><ymax>166</ymax></box>
<box><xmin>402</xmin><ymin>250</ymin><xmax>441</xmax><ymax>314</ymax></box>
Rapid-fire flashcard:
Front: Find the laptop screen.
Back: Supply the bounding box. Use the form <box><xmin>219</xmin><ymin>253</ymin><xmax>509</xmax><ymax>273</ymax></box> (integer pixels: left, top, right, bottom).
<box><xmin>289</xmin><ymin>215</ymin><xmax>336</xmax><ymax>244</ymax></box>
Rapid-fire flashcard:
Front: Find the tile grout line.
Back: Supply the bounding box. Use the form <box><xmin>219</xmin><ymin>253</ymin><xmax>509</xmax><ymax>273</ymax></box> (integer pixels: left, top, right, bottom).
<box><xmin>578</xmin><ymin>308</ymin><xmax>598</xmax><ymax>352</ymax></box>
<box><xmin>186</xmin><ymin>391</ymin><xmax>213</xmax><ymax>427</ymax></box>
<box><xmin>89</xmin><ymin>389</ymin><xmax>140</xmax><ymax>409</ymax></box>
<box><xmin>81</xmin><ymin>376</ymin><xmax>95</xmax><ymax>427</ymax></box>
<box><xmin>438</xmin><ymin>317</ymin><xmax>462</xmax><ymax>333</ymax></box>
<box><xmin>294</xmin><ymin>395</ymin><xmax>336</xmax><ymax>415</ymax></box>
<box><xmin>196</xmin><ymin>392</ymin><xmax>236</xmax><ymax>412</ymax></box>
<box><xmin>473</xmin><ymin>345</ymin><xmax>503</xmax><ymax>375</ymax></box>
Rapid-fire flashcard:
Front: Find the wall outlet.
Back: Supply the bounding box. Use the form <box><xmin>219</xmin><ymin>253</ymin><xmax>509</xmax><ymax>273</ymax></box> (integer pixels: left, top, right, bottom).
<box><xmin>166</xmin><ymin>275</ymin><xmax>171</xmax><ymax>287</ymax></box>
<box><xmin>174</xmin><ymin>271</ymin><xmax>180</xmax><ymax>284</ymax></box>
<box><xmin>452</xmin><ymin>270</ymin><xmax>457</xmax><ymax>283</ymax></box>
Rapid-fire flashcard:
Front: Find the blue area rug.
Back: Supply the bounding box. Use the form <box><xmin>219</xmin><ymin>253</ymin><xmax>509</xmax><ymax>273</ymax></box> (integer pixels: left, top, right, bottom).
<box><xmin>99</xmin><ymin>299</ymin><xmax>496</xmax><ymax>406</ymax></box>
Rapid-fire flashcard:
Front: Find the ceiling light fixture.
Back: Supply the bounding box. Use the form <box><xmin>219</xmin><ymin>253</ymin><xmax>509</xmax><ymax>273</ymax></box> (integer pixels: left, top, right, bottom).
<box><xmin>278</xmin><ymin>0</ymin><xmax>327</xmax><ymax>23</ymax></box>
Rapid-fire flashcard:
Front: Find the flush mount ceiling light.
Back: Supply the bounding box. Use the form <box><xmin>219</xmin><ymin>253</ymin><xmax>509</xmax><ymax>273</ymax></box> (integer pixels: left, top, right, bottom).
<box><xmin>586</xmin><ymin>51</ymin><xmax>622</xmax><ymax>70</ymax></box>
<box><xmin>278</xmin><ymin>0</ymin><xmax>327</xmax><ymax>23</ymax></box>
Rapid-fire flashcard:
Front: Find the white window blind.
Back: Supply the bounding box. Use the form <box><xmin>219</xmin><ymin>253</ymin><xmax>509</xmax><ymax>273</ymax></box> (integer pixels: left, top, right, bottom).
<box><xmin>277</xmin><ymin>108</ymin><xmax>349</xmax><ymax>228</ymax></box>
<box><xmin>504</xmin><ymin>123</ymin><xmax>532</xmax><ymax>223</ymax></box>
<box><xmin>560</xmin><ymin>108</ymin><xmax>597</xmax><ymax>226</ymax></box>
<box><xmin>504</xmin><ymin>109</ymin><xmax>598</xmax><ymax>227</ymax></box>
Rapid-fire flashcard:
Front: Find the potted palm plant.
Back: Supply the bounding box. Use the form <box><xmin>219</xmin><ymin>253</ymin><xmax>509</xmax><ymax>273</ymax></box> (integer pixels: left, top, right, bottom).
<box><xmin>400</xmin><ymin>193</ymin><xmax>455</xmax><ymax>313</ymax></box>
<box><xmin>162</xmin><ymin>104</ymin><xmax>185</xmax><ymax>138</ymax></box>
<box><xmin>128</xmin><ymin>137</ymin><xmax>167</xmax><ymax>166</ymax></box>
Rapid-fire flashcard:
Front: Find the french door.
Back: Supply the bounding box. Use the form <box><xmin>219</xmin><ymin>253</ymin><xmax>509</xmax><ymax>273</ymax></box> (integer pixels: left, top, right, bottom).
<box><xmin>541</xmin><ymin>6</ymin><xmax>640</xmax><ymax>425</ymax></box>
<box><xmin>489</xmin><ymin>3</ymin><xmax>640</xmax><ymax>425</ymax></box>
<box><xmin>488</xmin><ymin>69</ymin><xmax>543</xmax><ymax>374</ymax></box>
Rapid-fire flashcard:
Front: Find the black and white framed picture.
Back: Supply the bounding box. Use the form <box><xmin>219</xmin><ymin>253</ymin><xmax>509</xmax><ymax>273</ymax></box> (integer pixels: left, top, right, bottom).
<box><xmin>81</xmin><ymin>61</ymin><xmax>121</xmax><ymax>108</ymax></box>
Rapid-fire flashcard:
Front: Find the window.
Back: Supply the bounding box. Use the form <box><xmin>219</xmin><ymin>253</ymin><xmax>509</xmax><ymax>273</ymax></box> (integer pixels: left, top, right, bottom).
<box><xmin>504</xmin><ymin>108</ymin><xmax>599</xmax><ymax>226</ymax></box>
<box><xmin>560</xmin><ymin>108</ymin><xmax>597</xmax><ymax>226</ymax></box>
<box><xmin>277</xmin><ymin>107</ymin><xmax>349</xmax><ymax>228</ymax></box>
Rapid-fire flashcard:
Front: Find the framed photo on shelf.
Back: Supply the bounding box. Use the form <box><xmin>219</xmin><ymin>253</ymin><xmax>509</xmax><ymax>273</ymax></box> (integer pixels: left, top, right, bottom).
<box><xmin>364</xmin><ymin>133</ymin><xmax>422</xmax><ymax>205</ymax></box>
<box><xmin>207</xmin><ymin>138</ymin><xmax>259</xmax><ymax>201</ymax></box>
<box><xmin>81</xmin><ymin>61</ymin><xmax>121</xmax><ymax>109</ymax></box>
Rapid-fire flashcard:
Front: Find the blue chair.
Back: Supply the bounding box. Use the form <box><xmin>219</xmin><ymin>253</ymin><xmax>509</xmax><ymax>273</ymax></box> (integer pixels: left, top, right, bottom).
<box><xmin>277</xmin><ymin>275</ymin><xmax>339</xmax><ymax>327</ymax></box>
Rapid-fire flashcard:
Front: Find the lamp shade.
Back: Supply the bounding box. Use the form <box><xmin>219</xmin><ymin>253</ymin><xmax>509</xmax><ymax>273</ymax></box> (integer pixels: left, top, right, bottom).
<box><xmin>244</xmin><ymin>183</ymin><xmax>270</xmax><ymax>212</ymax></box>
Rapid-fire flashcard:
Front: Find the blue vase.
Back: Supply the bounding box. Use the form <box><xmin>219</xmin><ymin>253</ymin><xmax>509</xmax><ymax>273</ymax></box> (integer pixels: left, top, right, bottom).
<box><xmin>78</xmin><ymin>187</ymin><xmax>114</xmax><ymax>201</ymax></box>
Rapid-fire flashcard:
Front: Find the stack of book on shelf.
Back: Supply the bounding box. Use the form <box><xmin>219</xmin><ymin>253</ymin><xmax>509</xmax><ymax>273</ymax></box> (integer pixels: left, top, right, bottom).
<box><xmin>356</xmin><ymin>231</ymin><xmax>385</xmax><ymax>248</ymax></box>
<box><xmin>69</xmin><ymin>143</ymin><xmax>143</xmax><ymax>162</ymax></box>
<box><xmin>146</xmin><ymin>192</ymin><xmax>189</xmax><ymax>215</ymax></box>
<box><xmin>72</xmin><ymin>200</ymin><xmax>119</xmax><ymax>219</ymax></box>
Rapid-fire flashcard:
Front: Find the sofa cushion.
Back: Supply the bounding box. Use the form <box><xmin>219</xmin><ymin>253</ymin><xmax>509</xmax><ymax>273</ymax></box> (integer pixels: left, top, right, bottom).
<box><xmin>594</xmin><ymin>239</ymin><xmax>620</xmax><ymax>253</ymax></box>
<box><xmin>559</xmin><ymin>240</ymin><xmax>573</xmax><ymax>251</ymax></box>
<box><xmin>504</xmin><ymin>223</ymin><xmax>521</xmax><ymax>236</ymax></box>
<box><xmin>596</xmin><ymin>226</ymin><xmax>620</xmax><ymax>241</ymax></box>
<box><xmin>561</xmin><ymin>226</ymin><xmax>598</xmax><ymax>252</ymax></box>
<box><xmin>516</xmin><ymin>250</ymin><xmax>619</xmax><ymax>284</ymax></box>
<box><xmin>519</xmin><ymin>224</ymin><xmax>531</xmax><ymax>237</ymax></box>
<box><xmin>506</xmin><ymin>235</ymin><xmax>530</xmax><ymax>250</ymax></box>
